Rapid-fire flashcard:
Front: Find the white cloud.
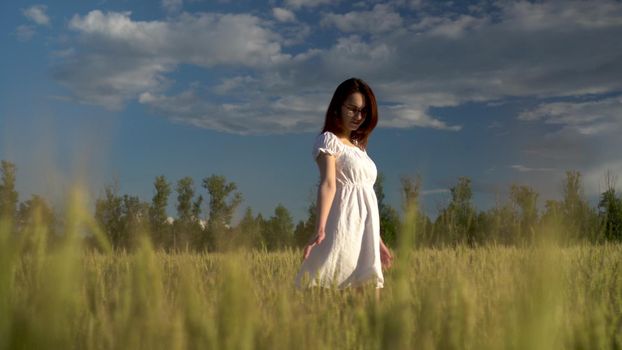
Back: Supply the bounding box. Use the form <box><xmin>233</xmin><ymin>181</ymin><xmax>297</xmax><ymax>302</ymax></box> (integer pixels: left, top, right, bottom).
<box><xmin>139</xmin><ymin>89</ymin><xmax>327</xmax><ymax>134</ymax></box>
<box><xmin>52</xmin><ymin>1</ymin><xmax>622</xmax><ymax>135</ymax></box>
<box><xmin>54</xmin><ymin>10</ymin><xmax>288</xmax><ymax>110</ymax></box>
<box><xmin>67</xmin><ymin>11</ymin><xmax>287</xmax><ymax>67</ymax></box>
<box><xmin>321</xmin><ymin>4</ymin><xmax>403</xmax><ymax>34</ymax></box>
<box><xmin>50</xmin><ymin>48</ymin><xmax>76</xmax><ymax>58</ymax></box>
<box><xmin>510</xmin><ymin>165</ymin><xmax>557</xmax><ymax>173</ymax></box>
<box><xmin>273</xmin><ymin>7</ymin><xmax>296</xmax><ymax>22</ymax></box>
<box><xmin>212</xmin><ymin>76</ymin><xmax>258</xmax><ymax>95</ymax></box>
<box><xmin>502</xmin><ymin>0</ymin><xmax>622</xmax><ymax>30</ymax></box>
<box><xmin>54</xmin><ymin>54</ymin><xmax>173</xmax><ymax>110</ymax></box>
<box><xmin>162</xmin><ymin>0</ymin><xmax>183</xmax><ymax>13</ymax></box>
<box><xmin>320</xmin><ymin>35</ymin><xmax>395</xmax><ymax>73</ymax></box>
<box><xmin>23</xmin><ymin>5</ymin><xmax>50</xmax><ymax>26</ymax></box>
<box><xmin>15</xmin><ymin>25</ymin><xmax>36</xmax><ymax>41</ymax></box>
<box><xmin>283</xmin><ymin>0</ymin><xmax>334</xmax><ymax>9</ymax></box>
<box><xmin>515</xmin><ymin>96</ymin><xmax>622</xmax><ymax>192</ymax></box>
<box><xmin>518</xmin><ymin>96</ymin><xmax>622</xmax><ymax>135</ymax></box>
<box><xmin>381</xmin><ymin>105</ymin><xmax>461</xmax><ymax>130</ymax></box>
<box><xmin>412</xmin><ymin>14</ymin><xmax>488</xmax><ymax>38</ymax></box>
<box><xmin>394</xmin><ymin>0</ymin><xmax>424</xmax><ymax>10</ymax></box>
<box><xmin>16</xmin><ymin>4</ymin><xmax>51</xmax><ymax>41</ymax></box>
<box><xmin>279</xmin><ymin>23</ymin><xmax>311</xmax><ymax>46</ymax></box>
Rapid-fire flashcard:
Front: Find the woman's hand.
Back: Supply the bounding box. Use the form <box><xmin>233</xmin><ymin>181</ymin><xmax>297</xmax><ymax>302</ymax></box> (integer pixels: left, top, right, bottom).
<box><xmin>302</xmin><ymin>243</ymin><xmax>315</xmax><ymax>261</ymax></box>
<box><xmin>380</xmin><ymin>241</ymin><xmax>393</xmax><ymax>270</ymax></box>
<box><xmin>302</xmin><ymin>229</ymin><xmax>326</xmax><ymax>261</ymax></box>
<box><xmin>312</xmin><ymin>229</ymin><xmax>326</xmax><ymax>246</ymax></box>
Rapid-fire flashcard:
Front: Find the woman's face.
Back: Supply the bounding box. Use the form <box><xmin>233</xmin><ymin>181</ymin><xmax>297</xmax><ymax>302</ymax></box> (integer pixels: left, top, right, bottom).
<box><xmin>339</xmin><ymin>92</ymin><xmax>366</xmax><ymax>132</ymax></box>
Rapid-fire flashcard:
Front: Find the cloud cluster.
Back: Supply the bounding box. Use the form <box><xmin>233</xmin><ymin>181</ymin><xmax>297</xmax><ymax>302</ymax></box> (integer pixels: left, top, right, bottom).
<box><xmin>138</xmin><ymin>89</ymin><xmax>326</xmax><ymax>134</ymax></box>
<box><xmin>510</xmin><ymin>165</ymin><xmax>556</xmax><ymax>173</ymax></box>
<box><xmin>50</xmin><ymin>0</ymin><xmax>622</xmax><ymax>137</ymax></box>
<box><xmin>273</xmin><ymin>7</ymin><xmax>297</xmax><ymax>23</ymax></box>
<box><xmin>321</xmin><ymin>4</ymin><xmax>403</xmax><ymax>34</ymax></box>
<box><xmin>283</xmin><ymin>0</ymin><xmax>334</xmax><ymax>9</ymax></box>
<box><xmin>519</xmin><ymin>96</ymin><xmax>622</xmax><ymax>136</ymax></box>
<box><xmin>16</xmin><ymin>4</ymin><xmax>50</xmax><ymax>41</ymax></box>
<box><xmin>162</xmin><ymin>0</ymin><xmax>183</xmax><ymax>14</ymax></box>
<box><xmin>23</xmin><ymin>5</ymin><xmax>50</xmax><ymax>26</ymax></box>
<box><xmin>516</xmin><ymin>95</ymin><xmax>622</xmax><ymax>195</ymax></box>
<box><xmin>54</xmin><ymin>10</ymin><xmax>288</xmax><ymax>110</ymax></box>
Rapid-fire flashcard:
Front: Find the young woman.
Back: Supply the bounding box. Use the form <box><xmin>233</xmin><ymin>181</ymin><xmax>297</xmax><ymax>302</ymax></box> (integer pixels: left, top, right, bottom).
<box><xmin>294</xmin><ymin>78</ymin><xmax>393</xmax><ymax>297</ymax></box>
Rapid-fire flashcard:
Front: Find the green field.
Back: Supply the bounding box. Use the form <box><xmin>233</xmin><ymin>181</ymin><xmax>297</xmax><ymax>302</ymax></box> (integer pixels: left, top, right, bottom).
<box><xmin>1</xmin><ymin>213</ymin><xmax>621</xmax><ymax>350</ymax></box>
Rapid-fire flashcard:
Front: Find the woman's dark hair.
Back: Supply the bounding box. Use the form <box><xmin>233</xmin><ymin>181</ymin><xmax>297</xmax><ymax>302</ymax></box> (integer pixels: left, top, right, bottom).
<box><xmin>321</xmin><ymin>77</ymin><xmax>378</xmax><ymax>150</ymax></box>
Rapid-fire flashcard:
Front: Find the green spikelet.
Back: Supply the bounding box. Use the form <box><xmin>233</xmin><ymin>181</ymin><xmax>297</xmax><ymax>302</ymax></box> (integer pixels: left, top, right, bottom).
<box><xmin>215</xmin><ymin>253</ymin><xmax>257</xmax><ymax>350</ymax></box>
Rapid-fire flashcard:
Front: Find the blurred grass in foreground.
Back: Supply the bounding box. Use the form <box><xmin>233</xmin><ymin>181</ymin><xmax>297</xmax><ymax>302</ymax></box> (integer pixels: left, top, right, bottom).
<box><xmin>0</xmin><ymin>189</ymin><xmax>621</xmax><ymax>349</ymax></box>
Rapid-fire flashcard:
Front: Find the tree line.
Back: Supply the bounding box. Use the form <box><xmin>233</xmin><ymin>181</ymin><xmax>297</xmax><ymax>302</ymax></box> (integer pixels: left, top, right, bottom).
<box><xmin>386</xmin><ymin>171</ymin><xmax>621</xmax><ymax>248</ymax></box>
<box><xmin>1</xmin><ymin>160</ymin><xmax>621</xmax><ymax>252</ymax></box>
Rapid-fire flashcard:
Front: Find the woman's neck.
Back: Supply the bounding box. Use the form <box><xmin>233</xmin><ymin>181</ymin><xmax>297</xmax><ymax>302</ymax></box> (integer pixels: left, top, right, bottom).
<box><xmin>334</xmin><ymin>129</ymin><xmax>351</xmax><ymax>139</ymax></box>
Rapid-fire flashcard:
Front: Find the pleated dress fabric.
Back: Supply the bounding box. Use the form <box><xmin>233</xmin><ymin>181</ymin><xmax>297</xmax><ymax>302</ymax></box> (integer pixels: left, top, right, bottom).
<box><xmin>294</xmin><ymin>131</ymin><xmax>384</xmax><ymax>290</ymax></box>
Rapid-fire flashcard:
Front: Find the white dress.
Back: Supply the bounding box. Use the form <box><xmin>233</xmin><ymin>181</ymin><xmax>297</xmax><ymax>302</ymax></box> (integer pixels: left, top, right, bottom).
<box><xmin>294</xmin><ymin>131</ymin><xmax>384</xmax><ymax>290</ymax></box>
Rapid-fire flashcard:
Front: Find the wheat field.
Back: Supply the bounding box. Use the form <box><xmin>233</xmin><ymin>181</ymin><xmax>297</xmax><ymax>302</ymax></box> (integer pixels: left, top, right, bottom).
<box><xmin>0</xmin><ymin>194</ymin><xmax>621</xmax><ymax>350</ymax></box>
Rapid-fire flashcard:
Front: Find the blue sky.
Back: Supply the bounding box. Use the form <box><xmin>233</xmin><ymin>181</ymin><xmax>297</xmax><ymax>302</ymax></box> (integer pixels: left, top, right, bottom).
<box><xmin>1</xmin><ymin>0</ymin><xmax>621</xmax><ymax>223</ymax></box>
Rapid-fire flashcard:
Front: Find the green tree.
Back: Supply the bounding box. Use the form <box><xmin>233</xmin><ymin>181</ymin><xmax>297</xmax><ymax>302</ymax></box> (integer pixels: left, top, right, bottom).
<box><xmin>399</xmin><ymin>174</ymin><xmax>432</xmax><ymax>247</ymax></box>
<box><xmin>192</xmin><ymin>195</ymin><xmax>204</xmax><ymax>222</ymax></box>
<box><xmin>176</xmin><ymin>177</ymin><xmax>195</xmax><ymax>223</ymax></box>
<box><xmin>374</xmin><ymin>172</ymin><xmax>400</xmax><ymax>247</ymax></box>
<box><xmin>149</xmin><ymin>175</ymin><xmax>171</xmax><ymax>248</ymax></box>
<box><xmin>17</xmin><ymin>195</ymin><xmax>57</xmax><ymax>249</ymax></box>
<box><xmin>293</xmin><ymin>221</ymin><xmax>306</xmax><ymax>247</ymax></box>
<box><xmin>434</xmin><ymin>177</ymin><xmax>477</xmax><ymax>246</ymax></box>
<box><xmin>120</xmin><ymin>194</ymin><xmax>150</xmax><ymax>248</ymax></box>
<box><xmin>263</xmin><ymin>204</ymin><xmax>294</xmax><ymax>250</ymax></box>
<box><xmin>172</xmin><ymin>176</ymin><xmax>204</xmax><ymax>250</ymax></box>
<box><xmin>559</xmin><ymin>171</ymin><xmax>599</xmax><ymax>242</ymax></box>
<box><xmin>293</xmin><ymin>197</ymin><xmax>317</xmax><ymax>248</ymax></box>
<box><xmin>0</xmin><ymin>160</ymin><xmax>18</xmax><ymax>222</ymax></box>
<box><xmin>202</xmin><ymin>175</ymin><xmax>243</xmax><ymax>251</ymax></box>
<box><xmin>478</xmin><ymin>200</ymin><xmax>517</xmax><ymax>245</ymax></box>
<box><xmin>94</xmin><ymin>183</ymin><xmax>124</xmax><ymax>249</ymax></box>
<box><xmin>173</xmin><ymin>177</ymin><xmax>203</xmax><ymax>251</ymax></box>
<box><xmin>18</xmin><ymin>195</ymin><xmax>55</xmax><ymax>228</ymax></box>
<box><xmin>235</xmin><ymin>207</ymin><xmax>263</xmax><ymax>249</ymax></box>
<box><xmin>254</xmin><ymin>213</ymin><xmax>267</xmax><ymax>250</ymax></box>
<box><xmin>94</xmin><ymin>182</ymin><xmax>151</xmax><ymax>251</ymax></box>
<box><xmin>598</xmin><ymin>172</ymin><xmax>622</xmax><ymax>242</ymax></box>
<box><xmin>540</xmin><ymin>199</ymin><xmax>563</xmax><ymax>239</ymax></box>
<box><xmin>509</xmin><ymin>184</ymin><xmax>539</xmax><ymax>244</ymax></box>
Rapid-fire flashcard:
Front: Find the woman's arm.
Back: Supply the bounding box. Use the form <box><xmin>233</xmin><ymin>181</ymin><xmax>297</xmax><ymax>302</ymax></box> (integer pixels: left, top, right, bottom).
<box><xmin>302</xmin><ymin>153</ymin><xmax>336</xmax><ymax>259</ymax></box>
<box><xmin>312</xmin><ymin>152</ymin><xmax>337</xmax><ymax>244</ymax></box>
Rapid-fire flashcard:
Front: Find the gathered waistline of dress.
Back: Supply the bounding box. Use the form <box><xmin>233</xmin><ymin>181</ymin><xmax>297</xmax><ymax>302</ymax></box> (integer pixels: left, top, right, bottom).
<box><xmin>337</xmin><ymin>181</ymin><xmax>374</xmax><ymax>188</ymax></box>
